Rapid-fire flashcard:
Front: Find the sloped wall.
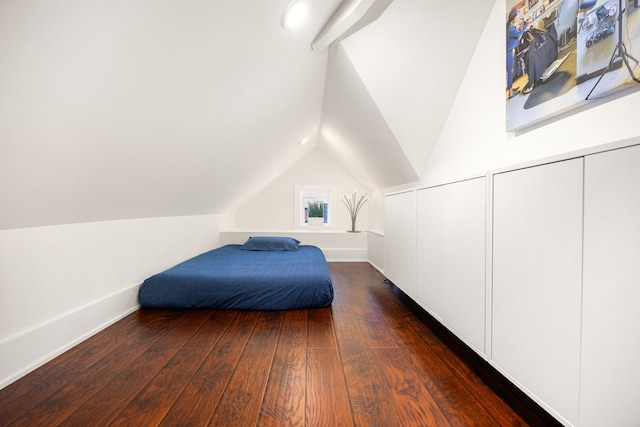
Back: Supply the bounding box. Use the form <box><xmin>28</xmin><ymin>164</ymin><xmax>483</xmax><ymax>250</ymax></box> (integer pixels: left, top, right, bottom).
<box><xmin>0</xmin><ymin>0</ymin><xmax>329</xmax><ymax>230</ymax></box>
<box><xmin>339</xmin><ymin>0</ymin><xmax>494</xmax><ymax>177</ymax></box>
<box><xmin>318</xmin><ymin>44</ymin><xmax>419</xmax><ymax>190</ymax></box>
<box><xmin>423</xmin><ymin>0</ymin><xmax>640</xmax><ymax>184</ymax></box>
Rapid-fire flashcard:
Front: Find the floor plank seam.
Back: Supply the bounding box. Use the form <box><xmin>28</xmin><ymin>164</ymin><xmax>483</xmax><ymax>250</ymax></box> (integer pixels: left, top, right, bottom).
<box><xmin>158</xmin><ymin>312</ymin><xmax>238</xmax><ymax>426</ymax></box>
<box><xmin>331</xmin><ymin>303</ymin><xmax>359</xmax><ymax>427</ymax></box>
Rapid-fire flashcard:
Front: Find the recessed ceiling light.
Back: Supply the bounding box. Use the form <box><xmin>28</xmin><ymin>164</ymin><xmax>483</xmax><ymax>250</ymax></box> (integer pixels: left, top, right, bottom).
<box><xmin>281</xmin><ymin>0</ymin><xmax>308</xmax><ymax>31</ymax></box>
<box><xmin>298</xmin><ymin>137</ymin><xmax>309</xmax><ymax>145</ymax></box>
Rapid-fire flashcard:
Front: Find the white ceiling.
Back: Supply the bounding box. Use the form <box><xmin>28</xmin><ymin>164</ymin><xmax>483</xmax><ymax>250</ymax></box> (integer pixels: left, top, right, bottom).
<box><xmin>319</xmin><ymin>43</ymin><xmax>420</xmax><ymax>189</ymax></box>
<box><xmin>0</xmin><ymin>0</ymin><xmax>495</xmax><ymax>229</ymax></box>
<box><xmin>333</xmin><ymin>0</ymin><xmax>496</xmax><ymax>178</ymax></box>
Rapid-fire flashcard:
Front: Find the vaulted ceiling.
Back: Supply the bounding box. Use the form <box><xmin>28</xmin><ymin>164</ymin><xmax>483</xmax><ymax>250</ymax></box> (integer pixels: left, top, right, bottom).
<box><xmin>0</xmin><ymin>0</ymin><xmax>494</xmax><ymax>229</ymax></box>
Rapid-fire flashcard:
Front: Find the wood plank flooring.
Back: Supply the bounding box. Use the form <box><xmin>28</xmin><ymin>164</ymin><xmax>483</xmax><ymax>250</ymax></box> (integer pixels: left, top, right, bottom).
<box><xmin>0</xmin><ymin>262</ymin><xmax>553</xmax><ymax>426</ymax></box>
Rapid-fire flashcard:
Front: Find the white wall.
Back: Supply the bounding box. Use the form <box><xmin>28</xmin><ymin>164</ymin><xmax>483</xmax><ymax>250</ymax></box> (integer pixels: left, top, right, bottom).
<box><xmin>231</xmin><ymin>149</ymin><xmax>370</xmax><ymax>232</ymax></box>
<box><xmin>422</xmin><ymin>0</ymin><xmax>640</xmax><ymax>185</ymax></box>
<box><xmin>0</xmin><ymin>214</ymin><xmax>220</xmax><ymax>388</ymax></box>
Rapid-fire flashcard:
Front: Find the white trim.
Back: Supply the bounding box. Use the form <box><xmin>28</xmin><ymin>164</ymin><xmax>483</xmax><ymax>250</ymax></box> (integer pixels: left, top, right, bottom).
<box><xmin>383</xmin><ymin>188</ymin><xmax>415</xmax><ymax>197</ymax></box>
<box><xmin>490</xmin><ymin>138</ymin><xmax>640</xmax><ymax>176</ymax></box>
<box><xmin>322</xmin><ymin>248</ymin><xmax>367</xmax><ymax>262</ymax></box>
<box><xmin>416</xmin><ymin>171</ymin><xmax>488</xmax><ymax>191</ymax></box>
<box><xmin>0</xmin><ymin>284</ymin><xmax>140</xmax><ymax>389</ymax></box>
<box><xmin>368</xmin><ymin>260</ymin><xmax>385</xmax><ymax>275</ymax></box>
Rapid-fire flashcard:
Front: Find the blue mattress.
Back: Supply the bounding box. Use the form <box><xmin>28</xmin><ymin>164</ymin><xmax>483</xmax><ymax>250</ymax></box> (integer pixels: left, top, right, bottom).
<box><xmin>138</xmin><ymin>244</ymin><xmax>334</xmax><ymax>310</ymax></box>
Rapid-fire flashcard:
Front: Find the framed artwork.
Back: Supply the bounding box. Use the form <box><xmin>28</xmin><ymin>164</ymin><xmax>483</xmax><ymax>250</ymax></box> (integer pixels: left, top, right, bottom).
<box><xmin>506</xmin><ymin>0</ymin><xmax>640</xmax><ymax>131</ymax></box>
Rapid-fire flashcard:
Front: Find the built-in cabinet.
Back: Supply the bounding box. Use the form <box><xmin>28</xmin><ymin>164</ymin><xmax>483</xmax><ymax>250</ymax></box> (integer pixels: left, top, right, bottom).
<box><xmin>492</xmin><ymin>159</ymin><xmax>583</xmax><ymax>426</ymax></box>
<box><xmin>415</xmin><ymin>178</ymin><xmax>486</xmax><ymax>355</ymax></box>
<box><xmin>580</xmin><ymin>145</ymin><xmax>640</xmax><ymax>427</ymax></box>
<box><xmin>384</xmin><ymin>190</ymin><xmax>416</xmax><ymax>298</ymax></box>
<box><xmin>382</xmin><ymin>142</ymin><xmax>640</xmax><ymax>427</ymax></box>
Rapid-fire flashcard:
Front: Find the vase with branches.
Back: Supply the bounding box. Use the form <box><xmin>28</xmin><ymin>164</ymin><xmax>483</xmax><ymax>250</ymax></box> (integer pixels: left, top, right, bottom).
<box><xmin>341</xmin><ymin>190</ymin><xmax>368</xmax><ymax>232</ymax></box>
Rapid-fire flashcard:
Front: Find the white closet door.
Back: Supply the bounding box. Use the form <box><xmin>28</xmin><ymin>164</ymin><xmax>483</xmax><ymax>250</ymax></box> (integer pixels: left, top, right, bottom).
<box><xmin>442</xmin><ymin>178</ymin><xmax>486</xmax><ymax>354</ymax></box>
<box><xmin>416</xmin><ymin>185</ymin><xmax>445</xmax><ymax>320</ymax></box>
<box><xmin>384</xmin><ymin>190</ymin><xmax>416</xmax><ymax>298</ymax></box>
<box><xmin>580</xmin><ymin>145</ymin><xmax>640</xmax><ymax>427</ymax></box>
<box><xmin>492</xmin><ymin>159</ymin><xmax>583</xmax><ymax>426</ymax></box>
<box><xmin>416</xmin><ymin>178</ymin><xmax>486</xmax><ymax>355</ymax></box>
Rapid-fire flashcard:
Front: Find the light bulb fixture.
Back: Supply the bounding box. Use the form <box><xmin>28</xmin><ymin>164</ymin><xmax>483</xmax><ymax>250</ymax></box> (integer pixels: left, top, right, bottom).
<box><xmin>281</xmin><ymin>0</ymin><xmax>308</xmax><ymax>31</ymax></box>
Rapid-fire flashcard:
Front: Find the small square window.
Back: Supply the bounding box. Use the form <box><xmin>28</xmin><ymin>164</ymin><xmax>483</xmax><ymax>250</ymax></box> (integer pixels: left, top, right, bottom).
<box><xmin>295</xmin><ymin>185</ymin><xmax>336</xmax><ymax>228</ymax></box>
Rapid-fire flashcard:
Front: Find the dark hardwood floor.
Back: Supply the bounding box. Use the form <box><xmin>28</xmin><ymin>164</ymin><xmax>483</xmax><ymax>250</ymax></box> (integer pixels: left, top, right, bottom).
<box><xmin>0</xmin><ymin>262</ymin><xmax>554</xmax><ymax>426</ymax></box>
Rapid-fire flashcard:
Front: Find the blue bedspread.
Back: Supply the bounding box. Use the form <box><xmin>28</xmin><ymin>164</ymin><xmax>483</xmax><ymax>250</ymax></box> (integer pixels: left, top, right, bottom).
<box><xmin>138</xmin><ymin>244</ymin><xmax>334</xmax><ymax>310</ymax></box>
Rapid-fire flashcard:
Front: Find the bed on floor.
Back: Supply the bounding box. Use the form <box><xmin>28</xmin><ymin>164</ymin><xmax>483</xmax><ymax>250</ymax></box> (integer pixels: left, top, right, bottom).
<box><xmin>138</xmin><ymin>237</ymin><xmax>334</xmax><ymax>310</ymax></box>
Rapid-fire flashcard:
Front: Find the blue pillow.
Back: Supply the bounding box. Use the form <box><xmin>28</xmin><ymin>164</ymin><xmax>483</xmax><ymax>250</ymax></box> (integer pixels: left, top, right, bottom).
<box><xmin>240</xmin><ymin>236</ymin><xmax>300</xmax><ymax>251</ymax></box>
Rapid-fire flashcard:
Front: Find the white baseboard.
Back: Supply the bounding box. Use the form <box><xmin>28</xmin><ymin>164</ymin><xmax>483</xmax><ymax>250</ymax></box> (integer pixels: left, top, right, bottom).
<box><xmin>323</xmin><ymin>248</ymin><xmax>368</xmax><ymax>262</ymax></box>
<box><xmin>368</xmin><ymin>260</ymin><xmax>385</xmax><ymax>275</ymax></box>
<box><xmin>0</xmin><ymin>284</ymin><xmax>140</xmax><ymax>390</ymax></box>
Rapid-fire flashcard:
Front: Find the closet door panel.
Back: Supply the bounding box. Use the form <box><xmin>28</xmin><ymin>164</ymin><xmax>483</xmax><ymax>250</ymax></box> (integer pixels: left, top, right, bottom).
<box><xmin>580</xmin><ymin>145</ymin><xmax>640</xmax><ymax>427</ymax></box>
<box><xmin>384</xmin><ymin>191</ymin><xmax>416</xmax><ymax>298</ymax></box>
<box><xmin>492</xmin><ymin>159</ymin><xmax>582</xmax><ymax>426</ymax></box>
<box><xmin>416</xmin><ymin>186</ymin><xmax>445</xmax><ymax>320</ymax></box>
<box><xmin>416</xmin><ymin>178</ymin><xmax>486</xmax><ymax>355</ymax></box>
<box><xmin>442</xmin><ymin>178</ymin><xmax>486</xmax><ymax>354</ymax></box>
